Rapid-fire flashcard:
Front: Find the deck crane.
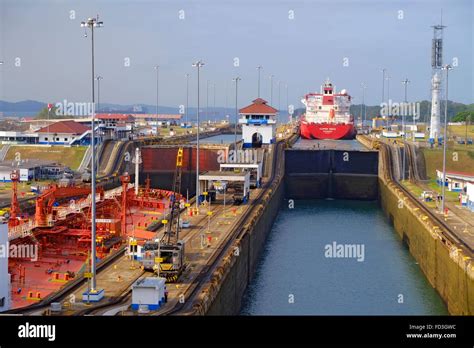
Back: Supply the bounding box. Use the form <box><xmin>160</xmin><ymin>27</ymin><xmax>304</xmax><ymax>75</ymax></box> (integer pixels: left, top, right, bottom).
<box><xmin>142</xmin><ymin>147</ymin><xmax>186</xmax><ymax>282</ymax></box>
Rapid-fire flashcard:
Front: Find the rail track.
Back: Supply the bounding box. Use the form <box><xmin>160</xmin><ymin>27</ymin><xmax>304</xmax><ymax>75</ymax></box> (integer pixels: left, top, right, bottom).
<box><xmin>379</xmin><ymin>140</ymin><xmax>473</xmax><ymax>255</ymax></box>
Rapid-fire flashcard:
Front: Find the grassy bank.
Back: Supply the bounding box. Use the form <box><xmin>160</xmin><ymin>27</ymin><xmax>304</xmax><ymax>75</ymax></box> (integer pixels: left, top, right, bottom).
<box><xmin>4</xmin><ymin>145</ymin><xmax>87</xmax><ymax>170</ymax></box>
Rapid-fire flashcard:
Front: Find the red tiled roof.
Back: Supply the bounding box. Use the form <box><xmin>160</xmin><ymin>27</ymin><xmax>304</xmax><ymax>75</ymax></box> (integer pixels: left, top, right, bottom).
<box><xmin>96</xmin><ymin>114</ymin><xmax>135</xmax><ymax>120</ymax></box>
<box><xmin>36</xmin><ymin>120</ymin><xmax>90</xmax><ymax>134</ymax></box>
<box><xmin>239</xmin><ymin>98</ymin><xmax>278</xmax><ymax>115</ymax></box>
<box><xmin>132</xmin><ymin>114</ymin><xmax>182</xmax><ymax>120</ymax></box>
<box><xmin>436</xmin><ymin>169</ymin><xmax>474</xmax><ymax>178</ymax></box>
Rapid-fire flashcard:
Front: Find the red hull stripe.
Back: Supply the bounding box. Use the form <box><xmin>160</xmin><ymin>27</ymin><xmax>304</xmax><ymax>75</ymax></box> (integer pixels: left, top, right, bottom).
<box><xmin>300</xmin><ymin>123</ymin><xmax>356</xmax><ymax>140</ymax></box>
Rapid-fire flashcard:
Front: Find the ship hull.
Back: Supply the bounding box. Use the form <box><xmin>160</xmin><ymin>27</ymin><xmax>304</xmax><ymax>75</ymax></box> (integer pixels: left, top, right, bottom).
<box><xmin>300</xmin><ymin>122</ymin><xmax>356</xmax><ymax>140</ymax></box>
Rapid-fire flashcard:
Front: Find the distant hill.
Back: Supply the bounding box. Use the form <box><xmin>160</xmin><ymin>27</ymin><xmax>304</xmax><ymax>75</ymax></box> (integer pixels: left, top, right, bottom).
<box><xmin>1</xmin><ymin>99</ymin><xmax>473</xmax><ymax>123</ymax></box>
<box><xmin>0</xmin><ymin>100</ymin><xmax>46</xmax><ymax>112</ymax></box>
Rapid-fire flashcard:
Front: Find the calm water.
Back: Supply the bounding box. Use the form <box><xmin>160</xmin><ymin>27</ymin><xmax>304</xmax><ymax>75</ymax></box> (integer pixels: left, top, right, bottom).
<box><xmin>191</xmin><ymin>134</ymin><xmax>236</xmax><ymax>144</ymax></box>
<box><xmin>240</xmin><ymin>200</ymin><xmax>448</xmax><ymax>315</ymax></box>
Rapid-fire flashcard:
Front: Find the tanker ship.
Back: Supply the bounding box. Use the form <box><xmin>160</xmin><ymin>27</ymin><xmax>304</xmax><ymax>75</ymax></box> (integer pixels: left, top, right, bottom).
<box><xmin>300</xmin><ymin>79</ymin><xmax>356</xmax><ymax>140</ymax></box>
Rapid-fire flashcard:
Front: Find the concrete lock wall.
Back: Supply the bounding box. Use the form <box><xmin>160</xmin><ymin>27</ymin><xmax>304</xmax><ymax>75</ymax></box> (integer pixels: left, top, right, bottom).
<box><xmin>379</xmin><ymin>178</ymin><xmax>474</xmax><ymax>315</ymax></box>
<box><xmin>190</xmin><ymin>138</ymin><xmax>473</xmax><ymax>315</ymax></box>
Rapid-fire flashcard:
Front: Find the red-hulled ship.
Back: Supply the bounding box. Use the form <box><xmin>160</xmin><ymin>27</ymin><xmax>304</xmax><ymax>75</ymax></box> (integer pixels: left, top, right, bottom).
<box><xmin>300</xmin><ymin>79</ymin><xmax>356</xmax><ymax>140</ymax></box>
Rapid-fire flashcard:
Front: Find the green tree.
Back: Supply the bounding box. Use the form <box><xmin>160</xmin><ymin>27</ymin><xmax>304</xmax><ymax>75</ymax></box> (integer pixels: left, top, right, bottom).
<box><xmin>35</xmin><ymin>105</ymin><xmax>69</xmax><ymax>120</ymax></box>
<box><xmin>452</xmin><ymin>110</ymin><xmax>474</xmax><ymax>122</ymax></box>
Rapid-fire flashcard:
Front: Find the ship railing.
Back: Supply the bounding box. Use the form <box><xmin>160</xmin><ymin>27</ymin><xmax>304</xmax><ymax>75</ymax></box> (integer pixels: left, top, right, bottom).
<box><xmin>8</xmin><ymin>219</ymin><xmax>36</xmax><ymax>241</ymax></box>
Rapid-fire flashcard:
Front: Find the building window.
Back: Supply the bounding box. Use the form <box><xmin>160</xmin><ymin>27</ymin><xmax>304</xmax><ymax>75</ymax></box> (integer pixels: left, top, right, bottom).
<box><xmin>44</xmin><ymin>137</ymin><xmax>48</xmax><ymax>141</ymax></box>
<box><xmin>56</xmin><ymin>138</ymin><xmax>60</xmax><ymax>141</ymax></box>
<box><xmin>0</xmin><ymin>297</ymin><xmax>4</xmax><ymax>307</ymax></box>
<box><xmin>64</xmin><ymin>138</ymin><xmax>68</xmax><ymax>141</ymax></box>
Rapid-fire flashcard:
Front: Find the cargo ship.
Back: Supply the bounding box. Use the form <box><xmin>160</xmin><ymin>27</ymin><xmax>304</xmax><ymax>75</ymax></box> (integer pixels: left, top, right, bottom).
<box><xmin>300</xmin><ymin>79</ymin><xmax>356</xmax><ymax>140</ymax></box>
<box><xmin>4</xmin><ymin>171</ymin><xmax>179</xmax><ymax>309</ymax></box>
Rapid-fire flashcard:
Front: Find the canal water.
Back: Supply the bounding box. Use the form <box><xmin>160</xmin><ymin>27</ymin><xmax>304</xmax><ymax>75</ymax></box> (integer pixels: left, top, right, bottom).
<box><xmin>191</xmin><ymin>134</ymin><xmax>236</xmax><ymax>144</ymax></box>
<box><xmin>240</xmin><ymin>199</ymin><xmax>448</xmax><ymax>315</ymax></box>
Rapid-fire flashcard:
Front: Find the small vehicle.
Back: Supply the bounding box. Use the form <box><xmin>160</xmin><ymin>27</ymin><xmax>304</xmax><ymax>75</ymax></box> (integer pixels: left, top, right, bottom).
<box><xmin>420</xmin><ymin>191</ymin><xmax>434</xmax><ymax>202</ymax></box>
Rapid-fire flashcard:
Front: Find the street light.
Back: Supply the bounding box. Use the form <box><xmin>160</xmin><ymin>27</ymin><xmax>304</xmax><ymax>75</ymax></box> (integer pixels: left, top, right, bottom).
<box><xmin>185</xmin><ymin>73</ymin><xmax>190</xmax><ymax>126</ymax></box>
<box><xmin>206</xmin><ymin>80</ymin><xmax>210</xmax><ymax>124</ymax></box>
<box><xmin>256</xmin><ymin>65</ymin><xmax>263</xmax><ymax>98</ymax></box>
<box><xmin>80</xmin><ymin>15</ymin><xmax>103</xmax><ymax>295</ymax></box>
<box><xmin>192</xmin><ymin>60</ymin><xmax>204</xmax><ymax>209</ymax></box>
<box><xmin>154</xmin><ymin>65</ymin><xmax>159</xmax><ymax>116</ymax></box>
<box><xmin>401</xmin><ymin>78</ymin><xmax>410</xmax><ymax>182</ymax></box>
<box><xmin>233</xmin><ymin>77</ymin><xmax>241</xmax><ymax>151</ymax></box>
<box><xmin>360</xmin><ymin>83</ymin><xmax>367</xmax><ymax>128</ymax></box>
<box><xmin>278</xmin><ymin>81</ymin><xmax>282</xmax><ymax>117</ymax></box>
<box><xmin>440</xmin><ymin>64</ymin><xmax>453</xmax><ymax>213</ymax></box>
<box><xmin>269</xmin><ymin>74</ymin><xmax>274</xmax><ymax>105</ymax></box>
<box><xmin>95</xmin><ymin>76</ymin><xmax>103</xmax><ymax>112</ymax></box>
<box><xmin>213</xmin><ymin>83</ymin><xmax>216</xmax><ymax>123</ymax></box>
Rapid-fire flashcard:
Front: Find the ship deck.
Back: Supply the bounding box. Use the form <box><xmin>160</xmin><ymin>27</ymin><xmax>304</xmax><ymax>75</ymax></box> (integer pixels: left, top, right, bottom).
<box><xmin>293</xmin><ymin>138</ymin><xmax>370</xmax><ymax>151</ymax></box>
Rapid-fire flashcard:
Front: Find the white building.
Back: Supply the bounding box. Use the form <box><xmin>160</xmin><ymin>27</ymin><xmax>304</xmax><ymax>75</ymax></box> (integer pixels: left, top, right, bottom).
<box><xmin>131</xmin><ymin>277</ymin><xmax>166</xmax><ymax>311</ymax></box>
<box><xmin>467</xmin><ymin>182</ymin><xmax>474</xmax><ymax>212</ymax></box>
<box><xmin>436</xmin><ymin>170</ymin><xmax>474</xmax><ymax>192</ymax></box>
<box><xmin>238</xmin><ymin>98</ymin><xmax>277</xmax><ymax>148</ymax></box>
<box><xmin>36</xmin><ymin>120</ymin><xmax>90</xmax><ymax>145</ymax></box>
<box><xmin>0</xmin><ymin>224</ymin><xmax>11</xmax><ymax>312</ymax></box>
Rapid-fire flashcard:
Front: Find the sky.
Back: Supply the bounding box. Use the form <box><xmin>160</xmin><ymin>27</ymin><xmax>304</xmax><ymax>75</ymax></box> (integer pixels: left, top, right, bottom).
<box><xmin>0</xmin><ymin>0</ymin><xmax>473</xmax><ymax>111</ymax></box>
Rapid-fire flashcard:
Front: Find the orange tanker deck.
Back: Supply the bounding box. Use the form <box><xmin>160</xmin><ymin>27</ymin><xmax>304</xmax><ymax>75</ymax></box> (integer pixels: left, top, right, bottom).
<box><xmin>7</xmin><ymin>173</ymin><xmax>177</xmax><ymax>309</ymax></box>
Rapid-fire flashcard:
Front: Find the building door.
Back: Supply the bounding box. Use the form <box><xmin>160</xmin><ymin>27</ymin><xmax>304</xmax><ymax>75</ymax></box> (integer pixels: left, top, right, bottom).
<box><xmin>251</xmin><ymin>132</ymin><xmax>263</xmax><ymax>148</ymax></box>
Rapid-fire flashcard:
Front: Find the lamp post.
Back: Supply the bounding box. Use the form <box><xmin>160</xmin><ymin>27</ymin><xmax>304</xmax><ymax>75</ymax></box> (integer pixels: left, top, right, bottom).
<box><xmin>154</xmin><ymin>65</ymin><xmax>159</xmax><ymax>116</ymax></box>
<box><xmin>401</xmin><ymin>78</ymin><xmax>410</xmax><ymax>182</ymax></box>
<box><xmin>233</xmin><ymin>77</ymin><xmax>241</xmax><ymax>151</ymax></box>
<box><xmin>360</xmin><ymin>83</ymin><xmax>366</xmax><ymax>128</ymax></box>
<box><xmin>185</xmin><ymin>73</ymin><xmax>190</xmax><ymax>125</ymax></box>
<box><xmin>206</xmin><ymin>80</ymin><xmax>210</xmax><ymax>124</ymax></box>
<box><xmin>192</xmin><ymin>60</ymin><xmax>204</xmax><ymax>209</ymax></box>
<box><xmin>256</xmin><ymin>65</ymin><xmax>263</xmax><ymax>98</ymax></box>
<box><xmin>213</xmin><ymin>83</ymin><xmax>216</xmax><ymax>123</ymax></box>
<box><xmin>285</xmin><ymin>83</ymin><xmax>289</xmax><ymax>123</ymax></box>
<box><xmin>95</xmin><ymin>76</ymin><xmax>103</xmax><ymax>113</ymax></box>
<box><xmin>381</xmin><ymin>68</ymin><xmax>386</xmax><ymax>128</ymax></box>
<box><xmin>80</xmin><ymin>16</ymin><xmax>103</xmax><ymax>294</ymax></box>
<box><xmin>278</xmin><ymin>81</ymin><xmax>282</xmax><ymax>118</ymax></box>
<box><xmin>440</xmin><ymin>64</ymin><xmax>453</xmax><ymax>213</ymax></box>
<box><xmin>269</xmin><ymin>74</ymin><xmax>274</xmax><ymax>105</ymax></box>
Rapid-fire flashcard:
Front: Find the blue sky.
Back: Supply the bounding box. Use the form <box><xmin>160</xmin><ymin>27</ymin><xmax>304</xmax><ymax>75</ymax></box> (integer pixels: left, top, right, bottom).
<box><xmin>0</xmin><ymin>0</ymin><xmax>472</xmax><ymax>110</ymax></box>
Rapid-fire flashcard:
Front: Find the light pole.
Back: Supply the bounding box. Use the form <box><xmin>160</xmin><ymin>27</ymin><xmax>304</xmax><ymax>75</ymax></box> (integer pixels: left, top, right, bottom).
<box><xmin>466</xmin><ymin>115</ymin><xmax>471</xmax><ymax>148</ymax></box>
<box><xmin>213</xmin><ymin>83</ymin><xmax>216</xmax><ymax>123</ymax></box>
<box><xmin>401</xmin><ymin>78</ymin><xmax>410</xmax><ymax>181</ymax></box>
<box><xmin>192</xmin><ymin>60</ymin><xmax>204</xmax><ymax>209</ymax></box>
<box><xmin>441</xmin><ymin>64</ymin><xmax>453</xmax><ymax>213</ymax></box>
<box><xmin>233</xmin><ymin>77</ymin><xmax>241</xmax><ymax>151</ymax></box>
<box><xmin>95</xmin><ymin>76</ymin><xmax>103</xmax><ymax>113</ymax></box>
<box><xmin>269</xmin><ymin>74</ymin><xmax>274</xmax><ymax>105</ymax></box>
<box><xmin>154</xmin><ymin>65</ymin><xmax>159</xmax><ymax>116</ymax></box>
<box><xmin>278</xmin><ymin>81</ymin><xmax>282</xmax><ymax>117</ymax></box>
<box><xmin>360</xmin><ymin>83</ymin><xmax>366</xmax><ymax>128</ymax></box>
<box><xmin>386</xmin><ymin>74</ymin><xmax>391</xmax><ymax>127</ymax></box>
<box><xmin>256</xmin><ymin>65</ymin><xmax>263</xmax><ymax>98</ymax></box>
<box><xmin>381</xmin><ymin>68</ymin><xmax>386</xmax><ymax>128</ymax></box>
<box><xmin>185</xmin><ymin>73</ymin><xmax>190</xmax><ymax>125</ymax></box>
<box><xmin>381</xmin><ymin>68</ymin><xmax>386</xmax><ymax>103</ymax></box>
<box><xmin>80</xmin><ymin>16</ymin><xmax>103</xmax><ymax>295</ymax></box>
<box><xmin>206</xmin><ymin>80</ymin><xmax>210</xmax><ymax>124</ymax></box>
<box><xmin>285</xmin><ymin>83</ymin><xmax>289</xmax><ymax>123</ymax></box>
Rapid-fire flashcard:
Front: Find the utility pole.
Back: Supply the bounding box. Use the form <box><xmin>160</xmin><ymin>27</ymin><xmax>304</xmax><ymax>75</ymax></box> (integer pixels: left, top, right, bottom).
<box><xmin>80</xmin><ymin>15</ymin><xmax>103</xmax><ymax>297</ymax></box>
<box><xmin>269</xmin><ymin>74</ymin><xmax>274</xmax><ymax>105</ymax></box>
<box><xmin>233</xmin><ymin>77</ymin><xmax>241</xmax><ymax>151</ymax></box>
<box><xmin>256</xmin><ymin>65</ymin><xmax>263</xmax><ymax>98</ymax></box>
<box><xmin>154</xmin><ymin>65</ymin><xmax>159</xmax><ymax>116</ymax></box>
<box><xmin>440</xmin><ymin>64</ymin><xmax>453</xmax><ymax>213</ymax></box>
<box><xmin>401</xmin><ymin>78</ymin><xmax>410</xmax><ymax>181</ymax></box>
<box><xmin>185</xmin><ymin>73</ymin><xmax>190</xmax><ymax>125</ymax></box>
<box><xmin>192</xmin><ymin>60</ymin><xmax>205</xmax><ymax>209</ymax></box>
